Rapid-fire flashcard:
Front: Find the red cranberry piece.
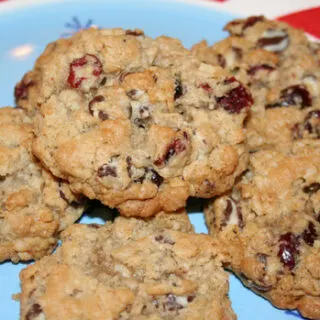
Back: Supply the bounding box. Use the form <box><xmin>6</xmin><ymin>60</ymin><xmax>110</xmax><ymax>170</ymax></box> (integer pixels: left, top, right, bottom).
<box><xmin>14</xmin><ymin>79</ymin><xmax>34</xmax><ymax>101</ymax></box>
<box><xmin>278</xmin><ymin>232</ymin><xmax>300</xmax><ymax>270</ymax></box>
<box><xmin>97</xmin><ymin>164</ymin><xmax>117</xmax><ymax>177</ymax></box>
<box><xmin>247</xmin><ymin>64</ymin><xmax>275</xmax><ymax>75</ymax></box>
<box><xmin>68</xmin><ymin>54</ymin><xmax>103</xmax><ymax>89</ymax></box>
<box><xmin>267</xmin><ymin>85</ymin><xmax>312</xmax><ymax>109</ymax></box>
<box><xmin>199</xmin><ymin>83</ymin><xmax>213</xmax><ymax>94</ymax></box>
<box><xmin>302</xmin><ymin>222</ymin><xmax>317</xmax><ymax>246</ymax></box>
<box><xmin>174</xmin><ymin>79</ymin><xmax>183</xmax><ymax>100</ymax></box>
<box><xmin>154</xmin><ymin>132</ymin><xmax>189</xmax><ymax>166</ymax></box>
<box><xmin>25</xmin><ymin>303</ymin><xmax>43</xmax><ymax>320</ymax></box>
<box><xmin>216</xmin><ymin>77</ymin><xmax>253</xmax><ymax>114</ymax></box>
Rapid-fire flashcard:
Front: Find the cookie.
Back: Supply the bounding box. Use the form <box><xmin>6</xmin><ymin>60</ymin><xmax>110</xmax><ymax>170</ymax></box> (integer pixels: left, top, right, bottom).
<box><xmin>0</xmin><ymin>107</ymin><xmax>85</xmax><ymax>262</ymax></box>
<box><xmin>15</xmin><ymin>28</ymin><xmax>252</xmax><ymax>217</ymax></box>
<box><xmin>19</xmin><ymin>212</ymin><xmax>236</xmax><ymax>320</ymax></box>
<box><xmin>205</xmin><ymin>141</ymin><xmax>320</xmax><ymax>319</ymax></box>
<box><xmin>192</xmin><ymin>16</ymin><xmax>320</xmax><ymax>150</ymax></box>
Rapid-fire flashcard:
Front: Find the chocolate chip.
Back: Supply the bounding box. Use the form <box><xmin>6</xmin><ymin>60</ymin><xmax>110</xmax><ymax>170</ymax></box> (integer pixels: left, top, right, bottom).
<box><xmin>247</xmin><ymin>64</ymin><xmax>275</xmax><ymax>75</ymax></box>
<box><xmin>98</xmin><ymin>110</ymin><xmax>108</xmax><ymax>121</ymax></box>
<box><xmin>303</xmin><ymin>183</ymin><xmax>320</xmax><ymax>194</ymax></box>
<box><xmin>149</xmin><ymin>169</ymin><xmax>164</xmax><ymax>187</ymax></box>
<box><xmin>87</xmin><ymin>224</ymin><xmax>102</xmax><ymax>229</ymax></box>
<box><xmin>257</xmin><ymin>29</ymin><xmax>289</xmax><ymax>52</ymax></box>
<box><xmin>242</xmin><ymin>15</ymin><xmax>264</xmax><ymax>31</ymax></box>
<box><xmin>221</xmin><ymin>198</ymin><xmax>244</xmax><ymax>229</ymax></box>
<box><xmin>88</xmin><ymin>95</ymin><xmax>105</xmax><ymax>116</ymax></box>
<box><xmin>266</xmin><ymin>85</ymin><xmax>312</xmax><ymax>109</ymax></box>
<box><xmin>25</xmin><ymin>303</ymin><xmax>43</xmax><ymax>320</ymax></box>
<box><xmin>154</xmin><ymin>234</ymin><xmax>175</xmax><ymax>245</ymax></box>
<box><xmin>187</xmin><ymin>295</ymin><xmax>196</xmax><ymax>302</ymax></box>
<box><xmin>302</xmin><ymin>222</ymin><xmax>317</xmax><ymax>246</ymax></box>
<box><xmin>125</xmin><ymin>29</ymin><xmax>144</xmax><ymax>36</ymax></box>
<box><xmin>217</xmin><ymin>54</ymin><xmax>226</xmax><ymax>68</ymax></box>
<box><xmin>97</xmin><ymin>164</ymin><xmax>117</xmax><ymax>178</ymax></box>
<box><xmin>232</xmin><ymin>47</ymin><xmax>243</xmax><ymax>60</ymax></box>
<box><xmin>174</xmin><ymin>78</ymin><xmax>183</xmax><ymax>100</ymax></box>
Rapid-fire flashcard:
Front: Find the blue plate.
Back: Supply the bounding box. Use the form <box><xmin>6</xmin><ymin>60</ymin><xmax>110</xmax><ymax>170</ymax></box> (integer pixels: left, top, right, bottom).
<box><xmin>0</xmin><ymin>1</ymin><xmax>305</xmax><ymax>319</ymax></box>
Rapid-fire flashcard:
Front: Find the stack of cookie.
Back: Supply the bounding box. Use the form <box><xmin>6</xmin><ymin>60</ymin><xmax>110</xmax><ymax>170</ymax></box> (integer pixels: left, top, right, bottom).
<box><xmin>1</xmin><ymin>16</ymin><xmax>319</xmax><ymax>319</ymax></box>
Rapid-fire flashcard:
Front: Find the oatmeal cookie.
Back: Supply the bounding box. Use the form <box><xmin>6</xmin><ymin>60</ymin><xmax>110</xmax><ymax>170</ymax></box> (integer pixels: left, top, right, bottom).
<box><xmin>192</xmin><ymin>16</ymin><xmax>320</xmax><ymax>150</ymax></box>
<box><xmin>0</xmin><ymin>107</ymin><xmax>85</xmax><ymax>262</ymax></box>
<box><xmin>19</xmin><ymin>212</ymin><xmax>236</xmax><ymax>320</ymax></box>
<box><xmin>205</xmin><ymin>141</ymin><xmax>320</xmax><ymax>319</ymax></box>
<box><xmin>15</xmin><ymin>28</ymin><xmax>251</xmax><ymax>217</ymax></box>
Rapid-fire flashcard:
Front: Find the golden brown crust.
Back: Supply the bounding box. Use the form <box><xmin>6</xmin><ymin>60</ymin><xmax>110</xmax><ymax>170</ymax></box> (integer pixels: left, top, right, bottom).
<box><xmin>16</xmin><ymin>28</ymin><xmax>251</xmax><ymax>217</ymax></box>
<box><xmin>0</xmin><ymin>107</ymin><xmax>85</xmax><ymax>262</ymax></box>
<box><xmin>19</xmin><ymin>213</ymin><xmax>236</xmax><ymax>320</ymax></box>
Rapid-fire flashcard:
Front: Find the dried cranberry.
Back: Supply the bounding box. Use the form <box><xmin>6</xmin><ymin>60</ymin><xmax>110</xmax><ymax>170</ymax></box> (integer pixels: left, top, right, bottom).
<box><xmin>149</xmin><ymin>169</ymin><xmax>164</xmax><ymax>187</ymax></box>
<box><xmin>302</xmin><ymin>222</ymin><xmax>317</xmax><ymax>246</ymax></box>
<box><xmin>154</xmin><ymin>234</ymin><xmax>175</xmax><ymax>245</ymax></box>
<box><xmin>68</xmin><ymin>54</ymin><xmax>103</xmax><ymax>89</ymax></box>
<box><xmin>97</xmin><ymin>164</ymin><xmax>117</xmax><ymax>178</ymax></box>
<box><xmin>154</xmin><ymin>132</ymin><xmax>189</xmax><ymax>166</ymax></box>
<box><xmin>174</xmin><ymin>79</ymin><xmax>183</xmax><ymax>100</ymax></box>
<box><xmin>247</xmin><ymin>64</ymin><xmax>275</xmax><ymax>75</ymax></box>
<box><xmin>199</xmin><ymin>83</ymin><xmax>212</xmax><ymax>93</ymax></box>
<box><xmin>303</xmin><ymin>183</ymin><xmax>320</xmax><ymax>194</ymax></box>
<box><xmin>267</xmin><ymin>85</ymin><xmax>312</xmax><ymax>109</ymax></box>
<box><xmin>216</xmin><ymin>77</ymin><xmax>253</xmax><ymax>114</ymax></box>
<box><xmin>278</xmin><ymin>233</ymin><xmax>300</xmax><ymax>270</ymax></box>
<box><xmin>14</xmin><ymin>79</ymin><xmax>34</xmax><ymax>101</ymax></box>
<box><xmin>242</xmin><ymin>16</ymin><xmax>264</xmax><ymax>31</ymax></box>
<box><xmin>25</xmin><ymin>303</ymin><xmax>43</xmax><ymax>320</ymax></box>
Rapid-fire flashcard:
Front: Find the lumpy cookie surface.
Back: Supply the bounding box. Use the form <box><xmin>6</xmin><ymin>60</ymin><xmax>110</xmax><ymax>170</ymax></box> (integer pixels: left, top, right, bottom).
<box><xmin>192</xmin><ymin>16</ymin><xmax>320</xmax><ymax>150</ymax></box>
<box><xmin>16</xmin><ymin>28</ymin><xmax>251</xmax><ymax>217</ymax></box>
<box><xmin>19</xmin><ymin>213</ymin><xmax>236</xmax><ymax>320</ymax></box>
<box><xmin>0</xmin><ymin>107</ymin><xmax>85</xmax><ymax>262</ymax></box>
<box><xmin>205</xmin><ymin>141</ymin><xmax>320</xmax><ymax>319</ymax></box>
